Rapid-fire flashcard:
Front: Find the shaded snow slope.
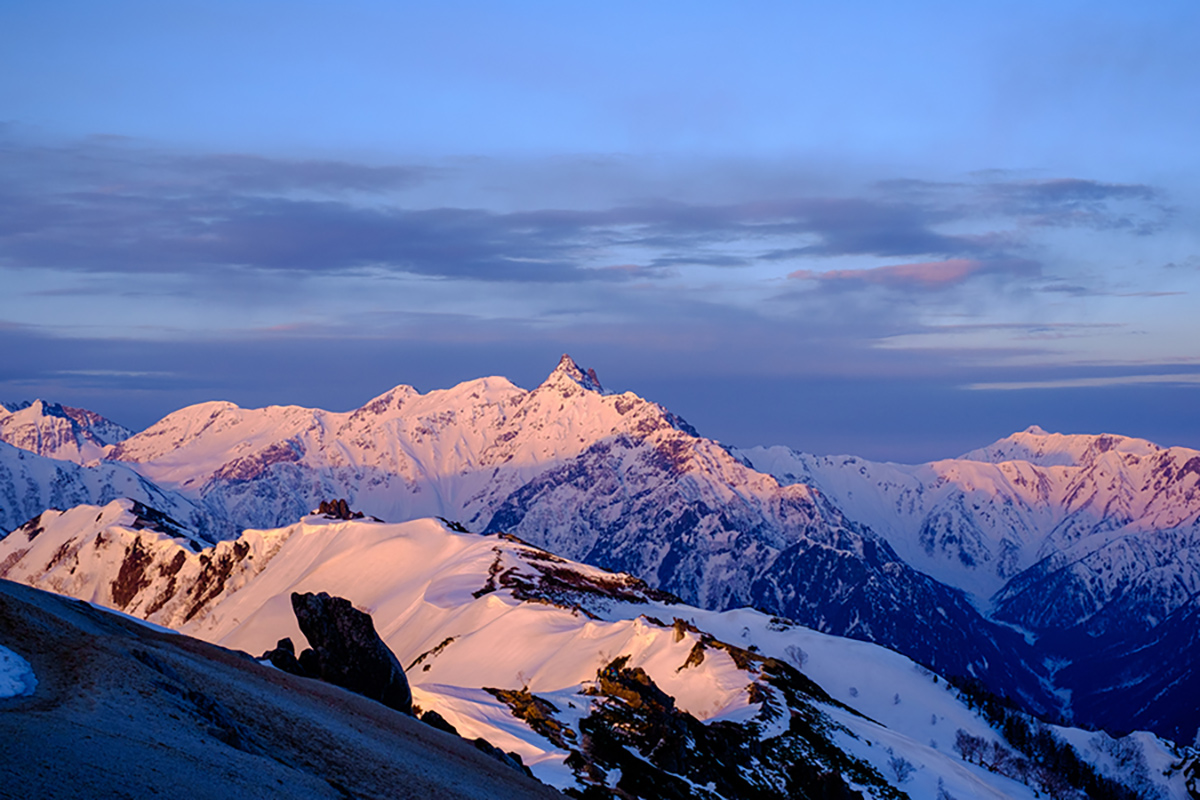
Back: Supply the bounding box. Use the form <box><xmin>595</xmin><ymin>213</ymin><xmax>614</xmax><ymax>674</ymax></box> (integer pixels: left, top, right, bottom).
<box><xmin>0</xmin><ymin>643</ymin><xmax>36</xmax><ymax>698</ymax></box>
<box><xmin>0</xmin><ymin>440</ymin><xmax>214</xmax><ymax>539</ymax></box>
<box><xmin>2</xmin><ymin>504</ymin><xmax>1193</xmax><ymax>799</ymax></box>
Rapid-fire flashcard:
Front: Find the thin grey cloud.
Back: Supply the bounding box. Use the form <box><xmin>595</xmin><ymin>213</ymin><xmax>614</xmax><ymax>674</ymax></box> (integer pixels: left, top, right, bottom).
<box><xmin>788</xmin><ymin>257</ymin><xmax>1040</xmax><ymax>293</ymax></box>
<box><xmin>0</xmin><ymin>187</ymin><xmax>601</xmax><ymax>282</ymax></box>
<box><xmin>877</xmin><ymin>176</ymin><xmax>1171</xmax><ymax>235</ymax></box>
<box><xmin>0</xmin><ymin>134</ymin><xmax>428</xmax><ymax>196</ymax></box>
<box><xmin>181</xmin><ymin>154</ymin><xmax>429</xmax><ymax>194</ymax></box>
<box><xmin>981</xmin><ymin>178</ymin><xmax>1170</xmax><ymax>234</ymax></box>
<box><xmin>1164</xmin><ymin>255</ymin><xmax>1200</xmax><ymax>270</ymax></box>
<box><xmin>649</xmin><ymin>253</ymin><xmax>750</xmax><ymax>268</ymax></box>
<box><xmin>964</xmin><ymin>374</ymin><xmax>1200</xmax><ymax>391</ymax></box>
<box><xmin>1039</xmin><ymin>283</ymin><xmax>1094</xmax><ymax>296</ymax></box>
<box><xmin>995</xmin><ymin>178</ymin><xmax>1157</xmax><ymax>209</ymax></box>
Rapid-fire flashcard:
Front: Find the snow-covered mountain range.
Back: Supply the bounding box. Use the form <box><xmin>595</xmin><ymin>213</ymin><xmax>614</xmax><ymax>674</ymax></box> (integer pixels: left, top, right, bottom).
<box><xmin>739</xmin><ymin>428</ymin><xmax>1200</xmax><ymax>625</ymax></box>
<box><xmin>0</xmin><ymin>438</ymin><xmax>212</xmax><ymax>538</ymax></box>
<box><xmin>1</xmin><ymin>399</ymin><xmax>133</xmax><ymax>463</ymax></box>
<box><xmin>1</xmin><ymin>355</ymin><xmax>1198</xmax><ymax>746</ymax></box>
<box><xmin>85</xmin><ymin>356</ymin><xmax>1052</xmax><ymax>717</ymax></box>
<box><xmin>2</xmin><ymin>500</ymin><xmax>1193</xmax><ymax>799</ymax></box>
<box><xmin>738</xmin><ymin>430</ymin><xmax>1200</xmax><ymax>743</ymax></box>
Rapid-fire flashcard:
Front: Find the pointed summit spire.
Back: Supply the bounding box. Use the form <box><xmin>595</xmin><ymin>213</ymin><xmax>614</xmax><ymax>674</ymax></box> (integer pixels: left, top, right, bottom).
<box><xmin>542</xmin><ymin>354</ymin><xmax>604</xmax><ymax>395</ymax></box>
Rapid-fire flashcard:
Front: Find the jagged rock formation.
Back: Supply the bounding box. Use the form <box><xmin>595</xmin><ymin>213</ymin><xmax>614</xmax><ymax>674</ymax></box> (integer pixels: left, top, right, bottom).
<box><xmin>258</xmin><ymin>637</ymin><xmax>307</xmax><ymax>677</ymax></box>
<box><xmin>315</xmin><ymin>498</ymin><xmax>362</xmax><ymax>520</ymax></box>
<box><xmin>0</xmin><ymin>499</ymin><xmax>260</xmax><ymax>627</ymax></box>
<box><xmin>517</xmin><ymin>654</ymin><xmax>878</xmax><ymax>800</ymax></box>
<box><xmin>290</xmin><ymin>591</ymin><xmax>412</xmax><ymax>715</ymax></box>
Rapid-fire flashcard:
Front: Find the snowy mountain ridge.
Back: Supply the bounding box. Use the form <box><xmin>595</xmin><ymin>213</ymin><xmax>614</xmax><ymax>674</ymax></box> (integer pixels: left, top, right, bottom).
<box><xmin>0</xmin><ymin>399</ymin><xmax>134</xmax><ymax>464</ymax></box>
<box><xmin>737</xmin><ymin>430</ymin><xmax>1200</xmax><ymax>612</ymax></box>
<box><xmin>1</xmin><ymin>499</ymin><xmax>1193</xmax><ymax>800</ymax></box>
<box><xmin>0</xmin><ymin>439</ymin><xmax>213</xmax><ymax>539</ymax></box>
<box><xmin>104</xmin><ymin>355</ymin><xmax>701</xmax><ymax>538</ymax></box>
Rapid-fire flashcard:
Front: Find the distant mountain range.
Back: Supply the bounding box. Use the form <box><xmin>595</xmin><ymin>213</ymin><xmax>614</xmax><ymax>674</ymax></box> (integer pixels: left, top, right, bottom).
<box><xmin>1</xmin><ymin>399</ymin><xmax>133</xmax><ymax>462</ymax></box>
<box><xmin>2</xmin><ymin>355</ymin><xmax>1198</xmax><ymax>747</ymax></box>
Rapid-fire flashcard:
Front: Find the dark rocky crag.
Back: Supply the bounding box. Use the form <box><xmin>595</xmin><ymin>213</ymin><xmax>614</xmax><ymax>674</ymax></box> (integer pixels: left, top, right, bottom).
<box><xmin>259</xmin><ymin>637</ymin><xmax>308</xmax><ymax>677</ymax></box>
<box><xmin>315</xmin><ymin>498</ymin><xmax>364</xmax><ymax>520</ymax></box>
<box><xmin>289</xmin><ymin>590</ymin><xmax>413</xmax><ymax>715</ymax></box>
<box><xmin>260</xmin><ymin>592</ymin><xmax>534</xmax><ymax>777</ymax></box>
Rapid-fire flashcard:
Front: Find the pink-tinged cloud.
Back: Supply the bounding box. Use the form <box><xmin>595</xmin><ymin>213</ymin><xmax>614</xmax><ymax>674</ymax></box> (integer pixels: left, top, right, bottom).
<box><xmin>789</xmin><ymin>258</ymin><xmax>984</xmax><ymax>289</ymax></box>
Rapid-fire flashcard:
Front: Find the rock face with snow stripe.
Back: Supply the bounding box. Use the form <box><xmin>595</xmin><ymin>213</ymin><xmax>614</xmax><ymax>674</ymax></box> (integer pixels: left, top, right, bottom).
<box><xmin>0</xmin><ymin>502</ymin><xmax>1185</xmax><ymax>800</ymax></box>
<box><xmin>992</xmin><ymin>524</ymin><xmax>1200</xmax><ymax>636</ymax></box>
<box><xmin>0</xmin><ymin>399</ymin><xmax>134</xmax><ymax>464</ymax></box>
<box><xmin>748</xmin><ymin>533</ymin><xmax>1048</xmax><ymax>712</ymax></box>
<box><xmin>1057</xmin><ymin>593</ymin><xmax>1200</xmax><ymax>746</ymax></box>
<box><xmin>0</xmin><ymin>440</ymin><xmax>215</xmax><ymax>539</ymax></box>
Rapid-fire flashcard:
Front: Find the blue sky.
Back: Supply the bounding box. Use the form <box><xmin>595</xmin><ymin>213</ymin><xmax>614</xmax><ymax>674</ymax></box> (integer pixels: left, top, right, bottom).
<box><xmin>2</xmin><ymin>0</ymin><xmax>1198</xmax><ymax>461</ymax></box>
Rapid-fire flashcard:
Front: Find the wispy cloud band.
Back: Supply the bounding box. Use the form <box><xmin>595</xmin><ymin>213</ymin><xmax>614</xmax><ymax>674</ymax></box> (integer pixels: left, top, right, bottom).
<box><xmin>0</xmin><ymin>134</ymin><xmax>1174</xmax><ymax>288</ymax></box>
<box><xmin>964</xmin><ymin>374</ymin><xmax>1200</xmax><ymax>391</ymax></box>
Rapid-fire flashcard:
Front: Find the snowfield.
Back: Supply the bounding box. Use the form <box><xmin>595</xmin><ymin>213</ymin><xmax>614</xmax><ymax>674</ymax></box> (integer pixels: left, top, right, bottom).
<box><xmin>0</xmin><ymin>643</ymin><xmax>36</xmax><ymax>698</ymax></box>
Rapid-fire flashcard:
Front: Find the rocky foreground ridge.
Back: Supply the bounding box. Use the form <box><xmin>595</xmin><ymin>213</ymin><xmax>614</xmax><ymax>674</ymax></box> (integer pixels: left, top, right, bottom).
<box><xmin>0</xmin><ymin>575</ymin><xmax>558</xmax><ymax>800</ymax></box>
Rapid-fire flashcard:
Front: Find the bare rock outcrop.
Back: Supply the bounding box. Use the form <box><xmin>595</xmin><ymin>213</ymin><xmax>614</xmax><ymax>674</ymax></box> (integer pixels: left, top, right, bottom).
<box><xmin>315</xmin><ymin>499</ymin><xmax>363</xmax><ymax>520</ymax></box>
<box><xmin>258</xmin><ymin>637</ymin><xmax>308</xmax><ymax>678</ymax></box>
<box><xmin>290</xmin><ymin>591</ymin><xmax>412</xmax><ymax>714</ymax></box>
